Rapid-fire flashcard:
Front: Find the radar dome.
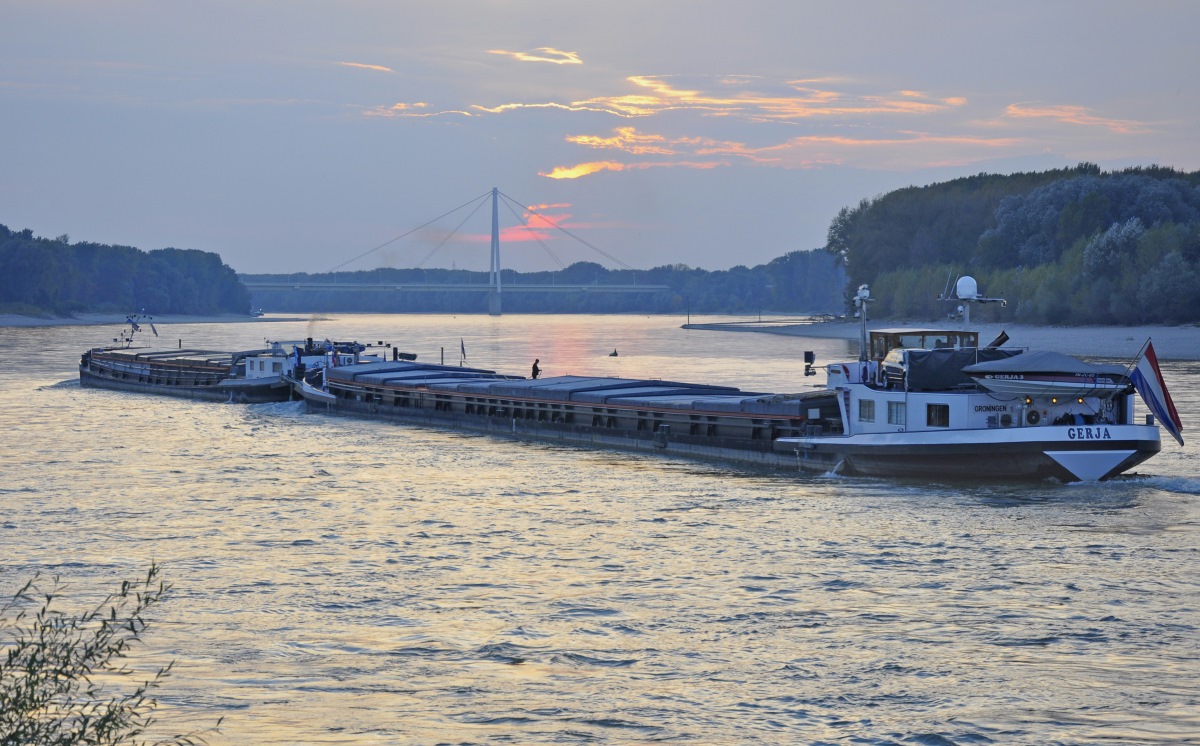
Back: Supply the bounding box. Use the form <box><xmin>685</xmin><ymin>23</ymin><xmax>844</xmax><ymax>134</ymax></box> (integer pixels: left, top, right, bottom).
<box><xmin>955</xmin><ymin>276</ymin><xmax>979</xmax><ymax>300</ymax></box>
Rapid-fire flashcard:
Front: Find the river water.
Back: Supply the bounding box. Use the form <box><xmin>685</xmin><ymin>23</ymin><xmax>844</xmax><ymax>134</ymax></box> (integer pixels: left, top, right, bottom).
<box><xmin>2</xmin><ymin>314</ymin><xmax>1198</xmax><ymax>745</ymax></box>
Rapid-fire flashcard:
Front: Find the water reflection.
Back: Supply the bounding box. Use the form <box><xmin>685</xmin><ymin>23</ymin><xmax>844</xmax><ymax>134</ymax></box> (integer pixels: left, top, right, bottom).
<box><xmin>0</xmin><ymin>315</ymin><xmax>1196</xmax><ymax>744</ymax></box>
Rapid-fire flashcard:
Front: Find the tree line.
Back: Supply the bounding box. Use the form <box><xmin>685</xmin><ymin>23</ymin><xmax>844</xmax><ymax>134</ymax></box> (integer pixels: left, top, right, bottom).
<box><xmin>0</xmin><ymin>221</ymin><xmax>844</xmax><ymax>317</ymax></box>
<box><xmin>826</xmin><ymin>164</ymin><xmax>1200</xmax><ymax>324</ymax></box>
<box><xmin>241</xmin><ymin>249</ymin><xmax>846</xmax><ymax>315</ymax></box>
<box><xmin>0</xmin><ymin>225</ymin><xmax>250</xmax><ymax>316</ymax></box>
<box><xmin>11</xmin><ymin>160</ymin><xmax>1198</xmax><ymax>324</ymax></box>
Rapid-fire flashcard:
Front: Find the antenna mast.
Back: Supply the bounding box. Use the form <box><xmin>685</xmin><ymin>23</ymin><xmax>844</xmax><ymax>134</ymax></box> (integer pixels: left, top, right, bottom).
<box><xmin>949</xmin><ymin>276</ymin><xmax>1006</xmax><ymax>327</ymax></box>
<box><xmin>854</xmin><ymin>284</ymin><xmax>871</xmax><ymax>361</ymax></box>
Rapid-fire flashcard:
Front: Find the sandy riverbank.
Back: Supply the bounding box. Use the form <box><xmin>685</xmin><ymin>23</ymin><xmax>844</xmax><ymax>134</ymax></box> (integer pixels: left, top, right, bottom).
<box><xmin>687</xmin><ymin>320</ymin><xmax>1200</xmax><ymax>361</ymax></box>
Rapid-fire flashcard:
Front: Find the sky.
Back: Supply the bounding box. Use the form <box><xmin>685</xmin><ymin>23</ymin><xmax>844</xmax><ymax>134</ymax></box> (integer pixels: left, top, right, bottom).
<box><xmin>3</xmin><ymin>1</ymin><xmax>1198</xmax><ymax>275</ymax></box>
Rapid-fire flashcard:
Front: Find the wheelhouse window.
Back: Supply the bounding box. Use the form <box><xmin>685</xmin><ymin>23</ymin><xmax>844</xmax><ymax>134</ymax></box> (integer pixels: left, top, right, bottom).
<box><xmin>869</xmin><ymin>330</ymin><xmax>979</xmax><ymax>361</ymax></box>
<box><xmin>926</xmin><ymin>403</ymin><xmax>950</xmax><ymax>428</ymax></box>
<box><xmin>858</xmin><ymin>399</ymin><xmax>875</xmax><ymax>422</ymax></box>
<box><xmin>887</xmin><ymin>401</ymin><xmax>906</xmax><ymax>426</ymax></box>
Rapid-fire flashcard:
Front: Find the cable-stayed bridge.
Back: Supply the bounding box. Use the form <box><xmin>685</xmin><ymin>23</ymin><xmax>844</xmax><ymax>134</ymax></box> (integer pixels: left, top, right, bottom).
<box><xmin>240</xmin><ymin>188</ymin><xmax>669</xmax><ymax>315</ymax></box>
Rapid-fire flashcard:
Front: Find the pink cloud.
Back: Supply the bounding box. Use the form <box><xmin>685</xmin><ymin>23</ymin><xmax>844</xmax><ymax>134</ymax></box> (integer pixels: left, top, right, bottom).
<box><xmin>1004</xmin><ymin>103</ymin><xmax>1149</xmax><ymax>134</ymax></box>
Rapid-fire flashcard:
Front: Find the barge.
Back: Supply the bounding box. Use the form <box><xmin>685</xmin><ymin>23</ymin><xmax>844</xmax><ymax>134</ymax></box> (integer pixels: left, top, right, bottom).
<box><xmin>80</xmin><ymin>346</ymin><xmax>295</xmax><ymax>402</ymax></box>
<box><xmin>289</xmin><ymin>279</ymin><xmax>1182</xmax><ymax>482</ymax></box>
<box><xmin>80</xmin><ymin>315</ymin><xmax>376</xmax><ymax>403</ymax></box>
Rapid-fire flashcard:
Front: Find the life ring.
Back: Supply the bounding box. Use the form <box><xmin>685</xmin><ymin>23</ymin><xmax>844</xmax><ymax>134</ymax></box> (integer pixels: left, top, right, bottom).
<box><xmin>1026</xmin><ymin>409</ymin><xmax>1041</xmax><ymax>425</ymax></box>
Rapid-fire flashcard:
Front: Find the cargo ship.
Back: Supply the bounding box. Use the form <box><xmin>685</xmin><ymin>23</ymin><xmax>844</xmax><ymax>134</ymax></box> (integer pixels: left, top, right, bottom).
<box><xmin>289</xmin><ymin>280</ymin><xmax>1182</xmax><ymax>482</ymax></box>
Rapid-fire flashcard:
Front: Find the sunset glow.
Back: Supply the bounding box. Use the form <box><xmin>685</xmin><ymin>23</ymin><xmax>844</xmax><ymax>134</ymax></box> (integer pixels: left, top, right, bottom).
<box><xmin>540</xmin><ymin>162</ymin><xmax>629</xmax><ymax>179</ymax></box>
<box><xmin>3</xmin><ymin>1</ymin><xmax>1193</xmax><ymax>274</ymax></box>
<box><xmin>541</xmin><ymin>160</ymin><xmax>724</xmax><ymax>179</ymax></box>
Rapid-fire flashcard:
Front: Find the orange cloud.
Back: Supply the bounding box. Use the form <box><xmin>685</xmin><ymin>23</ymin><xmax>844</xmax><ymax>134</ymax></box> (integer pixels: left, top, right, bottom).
<box><xmin>488</xmin><ymin>47</ymin><xmax>582</xmax><ymax>65</ymax></box>
<box><xmin>473</xmin><ymin>76</ymin><xmax>971</xmax><ymax>123</ymax></box>
<box><xmin>337</xmin><ymin>61</ymin><xmax>393</xmax><ymax>73</ymax></box>
<box><xmin>538</xmin><ymin>125</ymin><xmax>1027</xmax><ymax>177</ymax></box>
<box><xmin>361</xmin><ymin>72</ymin><xmax>1107</xmax><ymax>175</ymax></box>
<box><xmin>1004</xmin><ymin>103</ymin><xmax>1148</xmax><ymax>134</ymax></box>
<box><xmin>541</xmin><ymin>161</ymin><xmax>626</xmax><ymax>179</ymax></box>
<box><xmin>372</xmin><ymin>74</ymin><xmax>971</xmax><ymax>131</ymax></box>
<box><xmin>567</xmin><ymin>127</ymin><xmax>675</xmax><ymax>155</ymax></box>
<box><xmin>540</xmin><ymin>160</ymin><xmax>724</xmax><ymax>179</ymax></box>
<box><xmin>752</xmin><ymin>132</ymin><xmax>1027</xmax><ymax>170</ymax></box>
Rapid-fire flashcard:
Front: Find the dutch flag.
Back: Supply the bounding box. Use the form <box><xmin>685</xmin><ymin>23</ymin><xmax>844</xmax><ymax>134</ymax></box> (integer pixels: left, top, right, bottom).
<box><xmin>1130</xmin><ymin>340</ymin><xmax>1184</xmax><ymax>446</ymax></box>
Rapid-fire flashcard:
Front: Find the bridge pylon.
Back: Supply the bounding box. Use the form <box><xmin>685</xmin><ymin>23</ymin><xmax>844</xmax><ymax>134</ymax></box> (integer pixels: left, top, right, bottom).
<box><xmin>488</xmin><ymin>186</ymin><xmax>502</xmax><ymax>316</ymax></box>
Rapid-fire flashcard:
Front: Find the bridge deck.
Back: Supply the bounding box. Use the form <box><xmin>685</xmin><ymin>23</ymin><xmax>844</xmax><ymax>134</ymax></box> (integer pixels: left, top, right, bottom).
<box><xmin>242</xmin><ymin>281</ymin><xmax>670</xmax><ymax>293</ymax></box>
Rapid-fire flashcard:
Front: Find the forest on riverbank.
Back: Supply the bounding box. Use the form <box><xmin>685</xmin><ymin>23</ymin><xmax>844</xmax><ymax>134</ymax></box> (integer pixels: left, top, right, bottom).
<box><xmin>0</xmin><ymin>225</ymin><xmax>250</xmax><ymax>316</ymax></box>
<box><xmin>826</xmin><ymin>163</ymin><xmax>1200</xmax><ymax>324</ymax></box>
<box><xmin>0</xmin><ymin>222</ymin><xmax>844</xmax><ymax>316</ymax></box>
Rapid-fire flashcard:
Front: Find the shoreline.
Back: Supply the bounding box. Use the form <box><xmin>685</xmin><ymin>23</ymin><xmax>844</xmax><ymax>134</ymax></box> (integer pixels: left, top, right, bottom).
<box><xmin>0</xmin><ymin>312</ymin><xmax>312</xmax><ymax>328</ymax></box>
<box><xmin>5</xmin><ymin>312</ymin><xmax>1199</xmax><ymax>361</ymax></box>
<box><xmin>685</xmin><ymin>320</ymin><xmax>1200</xmax><ymax>361</ymax></box>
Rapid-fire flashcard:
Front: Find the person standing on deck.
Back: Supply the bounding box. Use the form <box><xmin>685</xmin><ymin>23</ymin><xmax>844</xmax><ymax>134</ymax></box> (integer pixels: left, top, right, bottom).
<box><xmin>531</xmin><ymin>359</ymin><xmax>541</xmax><ymax>379</ymax></box>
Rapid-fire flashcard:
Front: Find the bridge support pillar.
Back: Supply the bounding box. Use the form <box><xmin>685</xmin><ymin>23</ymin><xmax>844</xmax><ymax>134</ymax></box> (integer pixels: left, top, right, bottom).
<box><xmin>488</xmin><ymin>291</ymin><xmax>502</xmax><ymax>316</ymax></box>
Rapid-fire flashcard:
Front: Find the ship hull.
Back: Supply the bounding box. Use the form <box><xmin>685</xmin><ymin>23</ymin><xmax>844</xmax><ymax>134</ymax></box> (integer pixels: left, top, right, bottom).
<box><xmin>79</xmin><ymin>348</ymin><xmax>291</xmax><ymax>403</ymax></box>
<box><xmin>80</xmin><ymin>366</ymin><xmax>290</xmax><ymax>403</ymax></box>
<box><xmin>776</xmin><ymin>425</ymin><xmax>1160</xmax><ymax>482</ymax></box>
<box><xmin>295</xmin><ymin>382</ymin><xmax>804</xmax><ymax>470</ymax></box>
<box><xmin>294</xmin><ymin>370</ymin><xmax>1159</xmax><ymax>482</ymax></box>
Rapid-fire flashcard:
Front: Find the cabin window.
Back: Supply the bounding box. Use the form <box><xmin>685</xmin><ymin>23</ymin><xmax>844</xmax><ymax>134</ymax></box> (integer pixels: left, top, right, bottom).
<box><xmin>926</xmin><ymin>403</ymin><xmax>950</xmax><ymax>428</ymax></box>
<box><xmin>272</xmin><ymin>362</ymin><xmax>282</xmax><ymax>372</ymax></box>
<box><xmin>871</xmin><ymin>338</ymin><xmax>888</xmax><ymax>360</ymax></box>
<box><xmin>887</xmin><ymin>401</ymin><xmax>906</xmax><ymax>426</ymax></box>
<box><xmin>858</xmin><ymin>399</ymin><xmax>875</xmax><ymax>422</ymax></box>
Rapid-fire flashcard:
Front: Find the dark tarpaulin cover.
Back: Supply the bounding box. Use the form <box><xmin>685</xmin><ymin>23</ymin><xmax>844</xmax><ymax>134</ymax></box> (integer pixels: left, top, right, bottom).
<box><xmin>906</xmin><ymin>348</ymin><xmax>1024</xmax><ymax>391</ymax></box>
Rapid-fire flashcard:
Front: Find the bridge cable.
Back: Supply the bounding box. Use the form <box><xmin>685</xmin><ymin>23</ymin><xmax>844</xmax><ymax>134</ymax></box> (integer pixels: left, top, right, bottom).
<box><xmin>414</xmin><ymin>197</ymin><xmax>490</xmax><ymax>270</ymax></box>
<box><xmin>326</xmin><ymin>190</ymin><xmax>492</xmax><ymax>273</ymax></box>
<box><xmin>500</xmin><ymin>197</ymin><xmax>566</xmax><ymax>270</ymax></box>
<box><xmin>498</xmin><ymin>190</ymin><xmax>634</xmax><ymax>270</ymax></box>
